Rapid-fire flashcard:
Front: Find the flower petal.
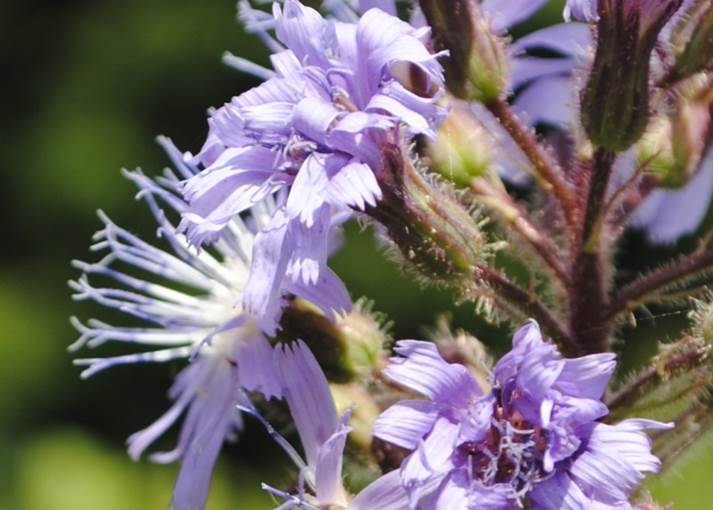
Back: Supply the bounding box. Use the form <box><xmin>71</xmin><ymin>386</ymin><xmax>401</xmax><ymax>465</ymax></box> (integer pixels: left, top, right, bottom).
<box><xmin>383</xmin><ymin>340</ymin><xmax>482</xmax><ymax>407</ymax></box>
<box><xmin>374</xmin><ymin>399</ymin><xmax>440</xmax><ymax>450</ymax></box>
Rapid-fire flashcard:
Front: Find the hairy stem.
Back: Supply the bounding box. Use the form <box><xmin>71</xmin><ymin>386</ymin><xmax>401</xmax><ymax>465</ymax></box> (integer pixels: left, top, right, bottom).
<box><xmin>487</xmin><ymin>98</ymin><xmax>576</xmax><ymax>228</ymax></box>
<box><xmin>470</xmin><ymin>178</ymin><xmax>569</xmax><ymax>285</ymax></box>
<box><xmin>477</xmin><ymin>265</ymin><xmax>577</xmax><ymax>354</ymax></box>
<box><xmin>608</xmin><ymin>249</ymin><xmax>713</xmax><ymax>320</ymax></box>
<box><xmin>606</xmin><ymin>336</ymin><xmax>711</xmax><ymax>410</ymax></box>
<box><xmin>568</xmin><ymin>150</ymin><xmax>616</xmax><ymax>353</ymax></box>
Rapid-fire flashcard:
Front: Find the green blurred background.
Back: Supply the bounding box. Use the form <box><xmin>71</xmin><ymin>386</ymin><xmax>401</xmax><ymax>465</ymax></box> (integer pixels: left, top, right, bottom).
<box><xmin>0</xmin><ymin>0</ymin><xmax>711</xmax><ymax>508</ymax></box>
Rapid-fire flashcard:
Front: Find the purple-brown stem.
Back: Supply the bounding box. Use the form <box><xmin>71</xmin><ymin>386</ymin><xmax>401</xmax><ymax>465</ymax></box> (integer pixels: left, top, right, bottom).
<box><xmin>568</xmin><ymin>150</ymin><xmax>616</xmax><ymax>353</ymax></box>
<box><xmin>477</xmin><ymin>265</ymin><xmax>578</xmax><ymax>355</ymax></box>
<box><xmin>487</xmin><ymin>99</ymin><xmax>576</xmax><ymax>229</ymax></box>
<box><xmin>608</xmin><ymin>249</ymin><xmax>713</xmax><ymax>320</ymax></box>
<box><xmin>605</xmin><ymin>336</ymin><xmax>711</xmax><ymax>410</ymax></box>
<box><xmin>470</xmin><ymin>178</ymin><xmax>570</xmax><ymax>285</ymax></box>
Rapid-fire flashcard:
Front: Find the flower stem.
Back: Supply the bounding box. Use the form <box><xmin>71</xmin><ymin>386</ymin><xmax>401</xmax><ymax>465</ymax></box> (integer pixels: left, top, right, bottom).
<box><xmin>567</xmin><ymin>150</ymin><xmax>617</xmax><ymax>353</ymax></box>
<box><xmin>487</xmin><ymin>98</ymin><xmax>576</xmax><ymax>228</ymax></box>
<box><xmin>608</xmin><ymin>249</ymin><xmax>713</xmax><ymax>320</ymax></box>
<box><xmin>477</xmin><ymin>265</ymin><xmax>577</xmax><ymax>354</ymax></box>
<box><xmin>470</xmin><ymin>178</ymin><xmax>569</xmax><ymax>285</ymax></box>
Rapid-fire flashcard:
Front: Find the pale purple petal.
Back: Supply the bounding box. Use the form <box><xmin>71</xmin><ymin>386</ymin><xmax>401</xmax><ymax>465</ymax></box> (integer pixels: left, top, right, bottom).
<box><xmin>564</xmin><ymin>0</ymin><xmax>598</xmax><ymax>22</ymax></box>
<box><xmin>530</xmin><ymin>472</ymin><xmax>591</xmax><ymax>510</ymax></box>
<box><xmin>286</xmin><ymin>265</ymin><xmax>353</xmax><ymax>319</ymax></box>
<box><xmin>326</xmin><ymin>159</ymin><xmax>382</xmax><ymax>211</ymax></box>
<box><xmin>242</xmin><ymin>211</ymin><xmax>292</xmax><ymax>334</ymax></box>
<box><xmin>236</xmin><ymin>331</ymin><xmax>282</xmax><ymax>399</ymax></box>
<box><xmin>631</xmin><ymin>149</ymin><xmax>713</xmax><ymax>243</ymax></box>
<box><xmin>293</xmin><ymin>96</ymin><xmax>343</xmax><ymax>146</ymax></box>
<box><xmin>511</xmin><ymin>57</ymin><xmax>578</xmax><ymax>89</ymax></box>
<box><xmin>359</xmin><ymin>0</ymin><xmax>397</xmax><ymax>15</ymax></box>
<box><xmin>557</xmin><ymin>353</ymin><xmax>616</xmax><ymax>399</ymax></box>
<box><xmin>373</xmin><ymin>400</ymin><xmax>440</xmax><ymax>450</ymax></box>
<box><xmin>481</xmin><ymin>0</ymin><xmax>549</xmax><ymax>32</ymax></box>
<box><xmin>286</xmin><ymin>153</ymin><xmax>331</xmax><ymax>227</ymax></box>
<box><xmin>315</xmin><ymin>413</ymin><xmax>351</xmax><ymax>505</ymax></box>
<box><xmin>515</xmin><ymin>75</ymin><xmax>573</xmax><ymax>127</ymax></box>
<box><xmin>401</xmin><ymin>417</ymin><xmax>459</xmax><ymax>484</ymax></box>
<box><xmin>383</xmin><ymin>340</ymin><xmax>482</xmax><ymax>407</ymax></box>
<box><xmin>512</xmin><ymin>23</ymin><xmax>592</xmax><ymax>56</ymax></box>
<box><xmin>274</xmin><ymin>0</ymin><xmax>331</xmax><ymax>68</ymax></box>
<box><xmin>350</xmin><ymin>470</ymin><xmax>410</xmax><ymax>510</ymax></box>
<box><xmin>275</xmin><ymin>339</ymin><xmax>339</xmax><ymax>468</ymax></box>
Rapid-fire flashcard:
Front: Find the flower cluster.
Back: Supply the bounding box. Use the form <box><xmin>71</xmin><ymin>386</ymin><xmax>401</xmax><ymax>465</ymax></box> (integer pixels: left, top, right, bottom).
<box><xmin>375</xmin><ymin>322</ymin><xmax>671</xmax><ymax>509</ymax></box>
<box><xmin>70</xmin><ymin>0</ymin><xmax>713</xmax><ymax>508</ymax></box>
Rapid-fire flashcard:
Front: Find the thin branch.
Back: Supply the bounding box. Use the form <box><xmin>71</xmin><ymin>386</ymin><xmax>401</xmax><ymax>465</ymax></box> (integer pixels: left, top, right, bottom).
<box><xmin>487</xmin><ymin>99</ymin><xmax>576</xmax><ymax>228</ymax></box>
<box><xmin>477</xmin><ymin>265</ymin><xmax>577</xmax><ymax>354</ymax></box>
<box><xmin>608</xmin><ymin>249</ymin><xmax>713</xmax><ymax>320</ymax></box>
<box><xmin>470</xmin><ymin>178</ymin><xmax>569</xmax><ymax>285</ymax></box>
<box><xmin>605</xmin><ymin>336</ymin><xmax>711</xmax><ymax>410</ymax></box>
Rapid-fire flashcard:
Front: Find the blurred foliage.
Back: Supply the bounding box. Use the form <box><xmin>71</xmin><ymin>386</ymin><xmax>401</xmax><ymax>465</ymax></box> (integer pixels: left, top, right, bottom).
<box><xmin>0</xmin><ymin>0</ymin><xmax>710</xmax><ymax>508</ymax></box>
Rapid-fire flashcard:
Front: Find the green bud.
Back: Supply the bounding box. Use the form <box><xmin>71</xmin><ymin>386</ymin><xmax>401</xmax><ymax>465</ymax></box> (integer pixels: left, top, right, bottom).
<box><xmin>637</xmin><ymin>91</ymin><xmax>711</xmax><ymax>186</ymax></box>
<box><xmin>277</xmin><ymin>299</ymin><xmax>389</xmax><ymax>382</ymax></box>
<box><xmin>368</xmin><ymin>143</ymin><xmax>495</xmax><ymax>292</ymax></box>
<box><xmin>581</xmin><ymin>0</ymin><xmax>683</xmax><ymax>151</ymax></box>
<box><xmin>690</xmin><ymin>290</ymin><xmax>713</xmax><ymax>342</ymax></box>
<box><xmin>429</xmin><ymin>103</ymin><xmax>494</xmax><ymax>188</ymax></box>
<box><xmin>672</xmin><ymin>0</ymin><xmax>713</xmax><ymax>81</ymax></box>
<box><xmin>419</xmin><ymin>0</ymin><xmax>509</xmax><ymax>103</ymax></box>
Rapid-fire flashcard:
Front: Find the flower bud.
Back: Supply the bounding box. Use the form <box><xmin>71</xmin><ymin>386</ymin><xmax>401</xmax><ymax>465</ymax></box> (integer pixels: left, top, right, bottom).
<box><xmin>637</xmin><ymin>77</ymin><xmax>712</xmax><ymax>185</ymax></box>
<box><xmin>368</xmin><ymin>143</ymin><xmax>494</xmax><ymax>291</ymax></box>
<box><xmin>581</xmin><ymin>0</ymin><xmax>683</xmax><ymax>151</ymax></box>
<box><xmin>278</xmin><ymin>299</ymin><xmax>389</xmax><ymax>382</ymax></box>
<box><xmin>671</xmin><ymin>0</ymin><xmax>713</xmax><ymax>81</ymax></box>
<box><xmin>428</xmin><ymin>104</ymin><xmax>494</xmax><ymax>188</ymax></box>
<box><xmin>419</xmin><ymin>0</ymin><xmax>509</xmax><ymax>103</ymax></box>
<box><xmin>430</xmin><ymin>316</ymin><xmax>492</xmax><ymax>390</ymax></box>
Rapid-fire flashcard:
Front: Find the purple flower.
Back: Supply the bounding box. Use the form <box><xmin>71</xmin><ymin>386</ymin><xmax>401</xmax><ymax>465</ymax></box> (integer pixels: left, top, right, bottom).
<box><xmin>69</xmin><ymin>137</ymin><xmax>349</xmax><ymax>510</ymax></box>
<box><xmin>374</xmin><ymin>321</ymin><xmax>672</xmax><ymax>509</ymax></box>
<box><xmin>564</xmin><ymin>0</ymin><xmax>598</xmax><ymax>22</ymax></box>
<box><xmin>180</xmin><ymin>0</ymin><xmax>445</xmax><ymax>251</ymax></box>
<box><xmin>247</xmin><ymin>340</ymin><xmax>411</xmax><ymax>509</ymax></box>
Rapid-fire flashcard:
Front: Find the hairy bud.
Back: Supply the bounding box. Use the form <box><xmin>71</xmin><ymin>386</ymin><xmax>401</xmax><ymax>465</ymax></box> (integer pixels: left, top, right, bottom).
<box><xmin>428</xmin><ymin>104</ymin><xmax>494</xmax><ymax>187</ymax></box>
<box><xmin>367</xmin><ymin>143</ymin><xmax>493</xmax><ymax>292</ymax></box>
<box><xmin>419</xmin><ymin>0</ymin><xmax>509</xmax><ymax>103</ymax></box>
<box><xmin>581</xmin><ymin>0</ymin><xmax>683</xmax><ymax>151</ymax></box>
<box><xmin>278</xmin><ymin>299</ymin><xmax>389</xmax><ymax>382</ymax></box>
<box><xmin>637</xmin><ymin>83</ymin><xmax>712</xmax><ymax>186</ymax></box>
<box><xmin>671</xmin><ymin>0</ymin><xmax>713</xmax><ymax>81</ymax></box>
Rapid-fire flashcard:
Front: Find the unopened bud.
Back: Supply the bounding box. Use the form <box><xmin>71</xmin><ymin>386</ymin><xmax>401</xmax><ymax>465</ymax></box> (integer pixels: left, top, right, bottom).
<box><xmin>429</xmin><ymin>104</ymin><xmax>493</xmax><ymax>187</ymax></box>
<box><xmin>419</xmin><ymin>0</ymin><xmax>509</xmax><ymax>103</ymax></box>
<box><xmin>278</xmin><ymin>299</ymin><xmax>389</xmax><ymax>382</ymax></box>
<box><xmin>581</xmin><ymin>0</ymin><xmax>683</xmax><ymax>151</ymax></box>
<box><xmin>690</xmin><ymin>290</ymin><xmax>713</xmax><ymax>342</ymax></box>
<box><xmin>638</xmin><ymin>77</ymin><xmax>712</xmax><ymax>185</ymax></box>
<box><xmin>430</xmin><ymin>315</ymin><xmax>492</xmax><ymax>390</ymax></box>
<box><xmin>671</xmin><ymin>0</ymin><xmax>713</xmax><ymax>81</ymax></box>
<box><xmin>368</xmin><ymin>143</ymin><xmax>495</xmax><ymax>292</ymax></box>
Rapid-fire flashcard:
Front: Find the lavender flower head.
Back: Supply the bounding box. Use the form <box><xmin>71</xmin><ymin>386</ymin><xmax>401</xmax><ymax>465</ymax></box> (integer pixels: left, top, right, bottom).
<box><xmin>375</xmin><ymin>321</ymin><xmax>672</xmax><ymax>509</ymax></box>
<box><xmin>69</xmin><ymin>138</ymin><xmax>350</xmax><ymax>510</ymax></box>
<box><xmin>181</xmin><ymin>0</ymin><xmax>446</xmax><ymax>250</ymax></box>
